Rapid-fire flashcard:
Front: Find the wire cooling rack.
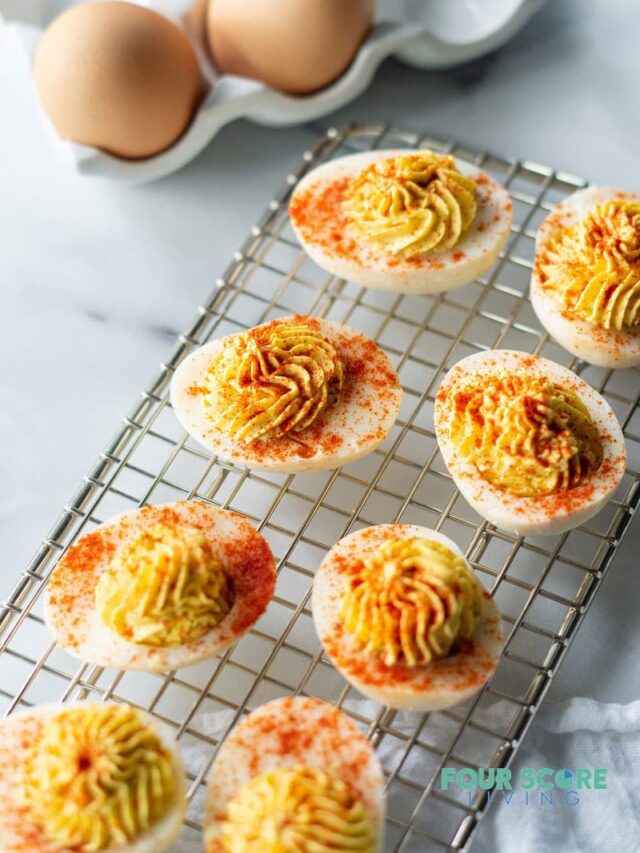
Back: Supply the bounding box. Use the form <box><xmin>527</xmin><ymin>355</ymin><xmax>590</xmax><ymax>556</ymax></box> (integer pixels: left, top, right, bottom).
<box><xmin>2</xmin><ymin>124</ymin><xmax>639</xmax><ymax>852</ymax></box>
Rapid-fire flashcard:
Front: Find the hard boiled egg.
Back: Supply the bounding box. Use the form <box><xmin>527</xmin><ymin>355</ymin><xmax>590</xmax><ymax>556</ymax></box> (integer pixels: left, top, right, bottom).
<box><xmin>33</xmin><ymin>1</ymin><xmax>203</xmax><ymax>160</ymax></box>
<box><xmin>312</xmin><ymin>524</ymin><xmax>503</xmax><ymax>712</ymax></box>
<box><xmin>170</xmin><ymin>315</ymin><xmax>402</xmax><ymax>473</ymax></box>
<box><xmin>45</xmin><ymin>500</ymin><xmax>276</xmax><ymax>672</ymax></box>
<box><xmin>204</xmin><ymin>696</ymin><xmax>385</xmax><ymax>852</ymax></box>
<box><xmin>531</xmin><ymin>186</ymin><xmax>640</xmax><ymax>368</ymax></box>
<box><xmin>0</xmin><ymin>702</ymin><xmax>185</xmax><ymax>852</ymax></box>
<box><xmin>206</xmin><ymin>0</ymin><xmax>373</xmax><ymax>94</ymax></box>
<box><xmin>289</xmin><ymin>149</ymin><xmax>513</xmax><ymax>293</ymax></box>
<box><xmin>434</xmin><ymin>350</ymin><xmax>626</xmax><ymax>536</ymax></box>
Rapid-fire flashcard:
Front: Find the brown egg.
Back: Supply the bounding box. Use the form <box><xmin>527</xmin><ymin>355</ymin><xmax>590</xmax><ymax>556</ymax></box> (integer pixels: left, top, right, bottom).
<box><xmin>33</xmin><ymin>1</ymin><xmax>203</xmax><ymax>160</ymax></box>
<box><xmin>206</xmin><ymin>0</ymin><xmax>374</xmax><ymax>95</ymax></box>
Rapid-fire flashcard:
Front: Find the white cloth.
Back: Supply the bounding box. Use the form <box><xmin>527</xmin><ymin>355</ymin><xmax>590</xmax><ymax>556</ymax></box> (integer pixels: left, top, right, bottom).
<box><xmin>473</xmin><ymin>699</ymin><xmax>640</xmax><ymax>853</ymax></box>
<box><xmin>180</xmin><ymin>698</ymin><xmax>640</xmax><ymax>852</ymax></box>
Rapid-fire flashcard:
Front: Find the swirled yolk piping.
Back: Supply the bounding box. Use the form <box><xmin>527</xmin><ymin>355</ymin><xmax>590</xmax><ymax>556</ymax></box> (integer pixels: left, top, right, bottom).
<box><xmin>21</xmin><ymin>705</ymin><xmax>176</xmax><ymax>851</ymax></box>
<box><xmin>96</xmin><ymin>523</ymin><xmax>232</xmax><ymax>647</ymax></box>
<box><xmin>343</xmin><ymin>151</ymin><xmax>478</xmax><ymax>257</ymax></box>
<box><xmin>538</xmin><ymin>199</ymin><xmax>640</xmax><ymax>330</ymax></box>
<box><xmin>221</xmin><ymin>765</ymin><xmax>375</xmax><ymax>852</ymax></box>
<box><xmin>448</xmin><ymin>372</ymin><xmax>603</xmax><ymax>498</ymax></box>
<box><xmin>340</xmin><ymin>538</ymin><xmax>482</xmax><ymax>667</ymax></box>
<box><xmin>204</xmin><ymin>321</ymin><xmax>344</xmax><ymax>444</ymax></box>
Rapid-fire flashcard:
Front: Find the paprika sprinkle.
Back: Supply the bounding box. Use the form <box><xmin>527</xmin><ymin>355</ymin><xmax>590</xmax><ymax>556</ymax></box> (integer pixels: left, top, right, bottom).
<box><xmin>312</xmin><ymin>523</ymin><xmax>503</xmax><ymax>713</ymax></box>
<box><xmin>204</xmin><ymin>696</ymin><xmax>385</xmax><ymax>853</ymax></box>
<box><xmin>289</xmin><ymin>148</ymin><xmax>513</xmax><ymax>293</ymax></box>
<box><xmin>170</xmin><ymin>315</ymin><xmax>402</xmax><ymax>474</ymax></box>
<box><xmin>44</xmin><ymin>500</ymin><xmax>276</xmax><ymax>672</ymax></box>
<box><xmin>531</xmin><ymin>185</ymin><xmax>640</xmax><ymax>369</ymax></box>
<box><xmin>434</xmin><ymin>349</ymin><xmax>626</xmax><ymax>536</ymax></box>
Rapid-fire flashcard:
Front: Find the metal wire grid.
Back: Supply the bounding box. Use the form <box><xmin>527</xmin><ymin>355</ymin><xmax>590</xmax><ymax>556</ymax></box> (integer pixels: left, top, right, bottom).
<box><xmin>1</xmin><ymin>123</ymin><xmax>639</xmax><ymax>852</ymax></box>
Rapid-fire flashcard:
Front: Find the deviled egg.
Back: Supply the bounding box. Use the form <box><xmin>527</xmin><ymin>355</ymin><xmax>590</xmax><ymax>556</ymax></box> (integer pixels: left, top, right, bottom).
<box><xmin>171</xmin><ymin>314</ymin><xmax>402</xmax><ymax>473</ymax></box>
<box><xmin>0</xmin><ymin>702</ymin><xmax>185</xmax><ymax>852</ymax></box>
<box><xmin>531</xmin><ymin>187</ymin><xmax>640</xmax><ymax>367</ymax></box>
<box><xmin>312</xmin><ymin>524</ymin><xmax>503</xmax><ymax>712</ymax></box>
<box><xmin>45</xmin><ymin>500</ymin><xmax>276</xmax><ymax>671</ymax></box>
<box><xmin>289</xmin><ymin>149</ymin><xmax>513</xmax><ymax>292</ymax></box>
<box><xmin>434</xmin><ymin>350</ymin><xmax>626</xmax><ymax>536</ymax></box>
<box><xmin>204</xmin><ymin>696</ymin><xmax>384</xmax><ymax>852</ymax></box>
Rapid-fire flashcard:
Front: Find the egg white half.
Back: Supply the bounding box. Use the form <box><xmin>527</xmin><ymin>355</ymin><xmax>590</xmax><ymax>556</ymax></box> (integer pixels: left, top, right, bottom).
<box><xmin>204</xmin><ymin>696</ymin><xmax>385</xmax><ymax>852</ymax></box>
<box><xmin>170</xmin><ymin>315</ymin><xmax>402</xmax><ymax>473</ymax></box>
<box><xmin>44</xmin><ymin>500</ymin><xmax>276</xmax><ymax>672</ymax></box>
<box><xmin>434</xmin><ymin>350</ymin><xmax>627</xmax><ymax>536</ymax></box>
<box><xmin>312</xmin><ymin>523</ymin><xmax>503</xmax><ymax>713</ymax></box>
<box><xmin>289</xmin><ymin>149</ymin><xmax>513</xmax><ymax>293</ymax></box>
<box><xmin>531</xmin><ymin>186</ymin><xmax>640</xmax><ymax>368</ymax></box>
<box><xmin>0</xmin><ymin>702</ymin><xmax>186</xmax><ymax>853</ymax></box>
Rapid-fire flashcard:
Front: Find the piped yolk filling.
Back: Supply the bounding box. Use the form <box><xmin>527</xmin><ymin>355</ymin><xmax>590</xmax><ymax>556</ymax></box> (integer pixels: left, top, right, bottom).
<box><xmin>343</xmin><ymin>151</ymin><xmax>478</xmax><ymax>258</ymax></box>
<box><xmin>221</xmin><ymin>765</ymin><xmax>375</xmax><ymax>852</ymax></box>
<box><xmin>340</xmin><ymin>537</ymin><xmax>482</xmax><ymax>667</ymax></box>
<box><xmin>449</xmin><ymin>372</ymin><xmax>603</xmax><ymax>498</ymax></box>
<box><xmin>538</xmin><ymin>198</ymin><xmax>640</xmax><ymax>331</ymax></box>
<box><xmin>96</xmin><ymin>522</ymin><xmax>232</xmax><ymax>647</ymax></box>
<box><xmin>21</xmin><ymin>705</ymin><xmax>176</xmax><ymax>852</ymax></box>
<box><xmin>204</xmin><ymin>321</ymin><xmax>344</xmax><ymax>444</ymax></box>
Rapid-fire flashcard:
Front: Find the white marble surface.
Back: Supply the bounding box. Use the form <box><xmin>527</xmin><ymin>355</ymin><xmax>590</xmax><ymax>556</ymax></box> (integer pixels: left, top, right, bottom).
<box><xmin>0</xmin><ymin>0</ymin><xmax>638</xmax><ymax>760</ymax></box>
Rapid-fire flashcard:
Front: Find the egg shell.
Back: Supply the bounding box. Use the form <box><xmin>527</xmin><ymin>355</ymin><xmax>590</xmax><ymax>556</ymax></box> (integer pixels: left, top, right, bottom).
<box><xmin>531</xmin><ymin>186</ymin><xmax>640</xmax><ymax>368</ymax></box>
<box><xmin>434</xmin><ymin>350</ymin><xmax>627</xmax><ymax>536</ymax></box>
<box><xmin>206</xmin><ymin>0</ymin><xmax>374</xmax><ymax>95</ymax></box>
<box><xmin>170</xmin><ymin>315</ymin><xmax>402</xmax><ymax>473</ymax></box>
<box><xmin>0</xmin><ymin>702</ymin><xmax>186</xmax><ymax>853</ymax></box>
<box><xmin>204</xmin><ymin>696</ymin><xmax>385</xmax><ymax>852</ymax></box>
<box><xmin>33</xmin><ymin>1</ymin><xmax>203</xmax><ymax>160</ymax></box>
<box><xmin>312</xmin><ymin>523</ymin><xmax>503</xmax><ymax>712</ymax></box>
<box><xmin>44</xmin><ymin>501</ymin><xmax>276</xmax><ymax>672</ymax></box>
<box><xmin>289</xmin><ymin>149</ymin><xmax>513</xmax><ymax>293</ymax></box>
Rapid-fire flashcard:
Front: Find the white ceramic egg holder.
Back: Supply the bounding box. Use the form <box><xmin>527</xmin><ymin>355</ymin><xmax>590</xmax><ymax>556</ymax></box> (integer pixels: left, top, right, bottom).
<box><xmin>1</xmin><ymin>0</ymin><xmax>544</xmax><ymax>182</ymax></box>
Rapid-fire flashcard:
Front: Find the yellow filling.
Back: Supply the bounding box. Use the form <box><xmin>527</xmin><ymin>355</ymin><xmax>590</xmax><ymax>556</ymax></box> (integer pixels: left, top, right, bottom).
<box><xmin>343</xmin><ymin>151</ymin><xmax>477</xmax><ymax>257</ymax></box>
<box><xmin>21</xmin><ymin>704</ymin><xmax>176</xmax><ymax>852</ymax></box>
<box><xmin>449</xmin><ymin>372</ymin><xmax>603</xmax><ymax>498</ymax></box>
<box><xmin>539</xmin><ymin>198</ymin><xmax>640</xmax><ymax>330</ymax></box>
<box><xmin>96</xmin><ymin>522</ymin><xmax>232</xmax><ymax>647</ymax></box>
<box><xmin>221</xmin><ymin>765</ymin><xmax>375</xmax><ymax>852</ymax></box>
<box><xmin>204</xmin><ymin>320</ymin><xmax>344</xmax><ymax>444</ymax></box>
<box><xmin>340</xmin><ymin>537</ymin><xmax>482</xmax><ymax>667</ymax></box>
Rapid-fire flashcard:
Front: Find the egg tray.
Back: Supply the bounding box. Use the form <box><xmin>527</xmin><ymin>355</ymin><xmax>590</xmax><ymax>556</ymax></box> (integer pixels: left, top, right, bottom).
<box><xmin>2</xmin><ymin>0</ymin><xmax>544</xmax><ymax>183</ymax></box>
<box><xmin>1</xmin><ymin>123</ymin><xmax>639</xmax><ymax>852</ymax></box>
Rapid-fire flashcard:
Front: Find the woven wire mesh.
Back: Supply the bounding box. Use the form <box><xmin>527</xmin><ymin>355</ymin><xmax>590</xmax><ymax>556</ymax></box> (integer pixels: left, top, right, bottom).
<box><xmin>1</xmin><ymin>124</ymin><xmax>639</xmax><ymax>852</ymax></box>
